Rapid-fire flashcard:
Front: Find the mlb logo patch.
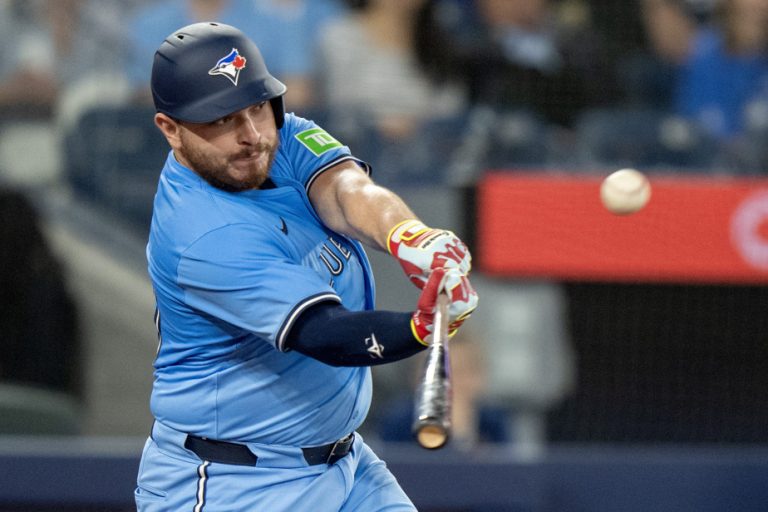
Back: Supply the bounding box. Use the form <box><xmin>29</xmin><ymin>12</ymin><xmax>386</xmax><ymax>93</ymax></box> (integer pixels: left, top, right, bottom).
<box><xmin>209</xmin><ymin>48</ymin><xmax>247</xmax><ymax>85</ymax></box>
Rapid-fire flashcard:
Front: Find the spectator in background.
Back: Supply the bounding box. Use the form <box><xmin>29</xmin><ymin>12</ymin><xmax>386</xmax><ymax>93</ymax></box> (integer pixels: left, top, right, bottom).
<box><xmin>669</xmin><ymin>0</ymin><xmax>768</xmax><ymax>140</ymax></box>
<box><xmin>376</xmin><ymin>328</ymin><xmax>510</xmax><ymax>449</ymax></box>
<box><xmin>316</xmin><ymin>0</ymin><xmax>467</xmax><ymax>141</ymax></box>
<box><xmin>125</xmin><ymin>0</ymin><xmax>252</xmax><ymax>100</ymax></box>
<box><xmin>315</xmin><ymin>0</ymin><xmax>468</xmax><ymax>186</ymax></box>
<box><xmin>413</xmin><ymin>0</ymin><xmax>621</xmax><ymax>129</ymax></box>
<box><xmin>641</xmin><ymin>0</ymin><xmax>703</xmax><ymax>67</ymax></box>
<box><xmin>47</xmin><ymin>0</ymin><xmax>146</xmax><ymax>132</ymax></box>
<box><xmin>625</xmin><ymin>0</ymin><xmax>703</xmax><ymax>110</ymax></box>
<box><xmin>641</xmin><ymin>0</ymin><xmax>768</xmax><ymax>136</ymax></box>
<box><xmin>48</xmin><ymin>0</ymin><xmax>142</xmax><ymax>90</ymax></box>
<box><xmin>126</xmin><ymin>0</ymin><xmax>343</xmax><ymax>112</ymax></box>
<box><xmin>241</xmin><ymin>0</ymin><xmax>345</xmax><ymax>112</ymax></box>
<box><xmin>0</xmin><ymin>0</ymin><xmax>58</xmax><ymax>118</ymax></box>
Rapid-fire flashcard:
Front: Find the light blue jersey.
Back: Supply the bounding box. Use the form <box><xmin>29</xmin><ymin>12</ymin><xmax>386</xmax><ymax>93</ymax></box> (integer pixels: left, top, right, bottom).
<box><xmin>147</xmin><ymin>113</ymin><xmax>376</xmax><ymax>446</ymax></box>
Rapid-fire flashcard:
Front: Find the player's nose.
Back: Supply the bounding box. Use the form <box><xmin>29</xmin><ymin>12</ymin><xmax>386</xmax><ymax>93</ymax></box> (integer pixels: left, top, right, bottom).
<box><xmin>236</xmin><ymin>115</ymin><xmax>262</xmax><ymax>144</ymax></box>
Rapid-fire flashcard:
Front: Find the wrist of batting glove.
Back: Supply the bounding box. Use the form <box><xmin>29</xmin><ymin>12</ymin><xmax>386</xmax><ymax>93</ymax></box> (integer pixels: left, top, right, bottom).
<box><xmin>387</xmin><ymin>219</ymin><xmax>472</xmax><ymax>289</ymax></box>
<box><xmin>411</xmin><ymin>267</ymin><xmax>479</xmax><ymax>345</ymax></box>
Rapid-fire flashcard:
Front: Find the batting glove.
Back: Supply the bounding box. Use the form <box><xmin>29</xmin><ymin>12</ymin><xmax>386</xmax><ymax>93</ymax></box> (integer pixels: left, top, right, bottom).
<box><xmin>411</xmin><ymin>267</ymin><xmax>479</xmax><ymax>346</ymax></box>
<box><xmin>387</xmin><ymin>219</ymin><xmax>472</xmax><ymax>289</ymax></box>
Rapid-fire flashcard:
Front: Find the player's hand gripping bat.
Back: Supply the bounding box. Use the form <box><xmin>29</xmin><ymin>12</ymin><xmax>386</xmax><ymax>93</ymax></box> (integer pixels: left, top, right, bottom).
<box><xmin>412</xmin><ymin>292</ymin><xmax>452</xmax><ymax>449</ymax></box>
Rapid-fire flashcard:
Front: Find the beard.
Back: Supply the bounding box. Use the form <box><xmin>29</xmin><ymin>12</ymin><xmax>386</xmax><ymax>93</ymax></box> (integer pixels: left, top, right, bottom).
<box><xmin>178</xmin><ymin>134</ymin><xmax>279</xmax><ymax>192</ymax></box>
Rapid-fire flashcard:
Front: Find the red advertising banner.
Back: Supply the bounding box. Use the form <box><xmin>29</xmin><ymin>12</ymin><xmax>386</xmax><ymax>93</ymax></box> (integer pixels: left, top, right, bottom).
<box><xmin>476</xmin><ymin>172</ymin><xmax>768</xmax><ymax>283</ymax></box>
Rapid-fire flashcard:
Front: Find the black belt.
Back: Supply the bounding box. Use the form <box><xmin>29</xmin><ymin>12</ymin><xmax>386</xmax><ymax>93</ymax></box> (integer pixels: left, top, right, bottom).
<box><xmin>184</xmin><ymin>433</ymin><xmax>354</xmax><ymax>466</ymax></box>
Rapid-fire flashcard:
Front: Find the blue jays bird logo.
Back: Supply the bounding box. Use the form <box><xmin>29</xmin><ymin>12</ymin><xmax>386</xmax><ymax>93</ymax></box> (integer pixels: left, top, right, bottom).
<box><xmin>208</xmin><ymin>48</ymin><xmax>247</xmax><ymax>85</ymax></box>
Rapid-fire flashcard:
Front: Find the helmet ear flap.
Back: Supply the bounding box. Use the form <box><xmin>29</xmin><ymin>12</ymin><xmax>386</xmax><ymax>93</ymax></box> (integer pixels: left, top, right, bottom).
<box><xmin>270</xmin><ymin>96</ymin><xmax>285</xmax><ymax>129</ymax></box>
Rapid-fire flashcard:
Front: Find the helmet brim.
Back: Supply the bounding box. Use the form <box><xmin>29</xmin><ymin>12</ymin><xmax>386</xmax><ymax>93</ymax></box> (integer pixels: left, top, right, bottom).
<box><xmin>163</xmin><ymin>74</ymin><xmax>287</xmax><ymax>124</ymax></box>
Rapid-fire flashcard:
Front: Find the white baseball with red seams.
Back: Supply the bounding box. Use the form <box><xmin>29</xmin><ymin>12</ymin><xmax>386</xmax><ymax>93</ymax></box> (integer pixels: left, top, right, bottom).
<box><xmin>600</xmin><ymin>168</ymin><xmax>652</xmax><ymax>215</ymax></box>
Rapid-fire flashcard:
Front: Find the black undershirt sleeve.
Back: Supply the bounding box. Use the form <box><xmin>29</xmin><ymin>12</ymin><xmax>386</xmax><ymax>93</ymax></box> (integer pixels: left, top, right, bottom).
<box><xmin>285</xmin><ymin>301</ymin><xmax>427</xmax><ymax>367</ymax></box>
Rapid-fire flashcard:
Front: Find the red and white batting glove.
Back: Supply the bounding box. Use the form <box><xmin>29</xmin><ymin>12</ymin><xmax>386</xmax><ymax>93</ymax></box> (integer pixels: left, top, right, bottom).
<box><xmin>387</xmin><ymin>219</ymin><xmax>472</xmax><ymax>289</ymax></box>
<box><xmin>411</xmin><ymin>267</ymin><xmax>479</xmax><ymax>346</ymax></box>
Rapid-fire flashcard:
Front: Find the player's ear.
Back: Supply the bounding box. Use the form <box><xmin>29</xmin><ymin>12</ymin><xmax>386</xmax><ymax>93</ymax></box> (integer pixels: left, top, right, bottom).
<box><xmin>154</xmin><ymin>113</ymin><xmax>182</xmax><ymax>146</ymax></box>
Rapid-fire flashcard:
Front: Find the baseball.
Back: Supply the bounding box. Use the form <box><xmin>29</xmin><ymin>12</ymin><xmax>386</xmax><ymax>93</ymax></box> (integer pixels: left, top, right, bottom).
<box><xmin>600</xmin><ymin>168</ymin><xmax>651</xmax><ymax>215</ymax></box>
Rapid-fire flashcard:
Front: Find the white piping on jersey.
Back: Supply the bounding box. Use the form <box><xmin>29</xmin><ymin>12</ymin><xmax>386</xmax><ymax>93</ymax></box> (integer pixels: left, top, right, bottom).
<box><xmin>194</xmin><ymin>460</ymin><xmax>210</xmax><ymax>512</ymax></box>
<box><xmin>277</xmin><ymin>293</ymin><xmax>341</xmax><ymax>352</ymax></box>
<box><xmin>304</xmin><ymin>156</ymin><xmax>372</xmax><ymax>194</ymax></box>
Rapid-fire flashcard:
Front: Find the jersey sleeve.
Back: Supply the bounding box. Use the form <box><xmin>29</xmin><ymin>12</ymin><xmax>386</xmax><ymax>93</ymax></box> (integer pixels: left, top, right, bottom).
<box><xmin>270</xmin><ymin>113</ymin><xmax>371</xmax><ymax>191</ymax></box>
<box><xmin>176</xmin><ymin>223</ymin><xmax>340</xmax><ymax>352</ymax></box>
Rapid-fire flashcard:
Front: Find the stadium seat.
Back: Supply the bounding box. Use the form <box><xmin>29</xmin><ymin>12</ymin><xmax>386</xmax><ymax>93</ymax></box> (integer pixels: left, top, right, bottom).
<box><xmin>63</xmin><ymin>103</ymin><xmax>168</xmax><ymax>231</ymax></box>
<box><xmin>437</xmin><ymin>106</ymin><xmax>553</xmax><ymax>185</ymax></box>
<box><xmin>736</xmin><ymin>100</ymin><xmax>768</xmax><ymax>174</ymax></box>
<box><xmin>375</xmin><ymin>111</ymin><xmax>475</xmax><ymax>185</ymax></box>
<box><xmin>361</xmin><ymin>106</ymin><xmax>553</xmax><ymax>186</ymax></box>
<box><xmin>573</xmin><ymin>107</ymin><xmax>719</xmax><ymax>172</ymax></box>
<box><xmin>482</xmin><ymin>108</ymin><xmax>551</xmax><ymax>169</ymax></box>
<box><xmin>323</xmin><ymin>109</ymin><xmax>473</xmax><ymax>187</ymax></box>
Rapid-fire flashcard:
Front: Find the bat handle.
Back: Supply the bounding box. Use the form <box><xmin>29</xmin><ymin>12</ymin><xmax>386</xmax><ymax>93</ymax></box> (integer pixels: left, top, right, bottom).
<box><xmin>434</xmin><ymin>292</ymin><xmax>450</xmax><ymax>343</ymax></box>
<box><xmin>413</xmin><ymin>292</ymin><xmax>452</xmax><ymax>449</ymax></box>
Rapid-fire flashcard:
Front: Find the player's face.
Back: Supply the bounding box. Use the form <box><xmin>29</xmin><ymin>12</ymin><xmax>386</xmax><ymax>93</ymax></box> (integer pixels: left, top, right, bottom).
<box><xmin>174</xmin><ymin>102</ymin><xmax>279</xmax><ymax>192</ymax></box>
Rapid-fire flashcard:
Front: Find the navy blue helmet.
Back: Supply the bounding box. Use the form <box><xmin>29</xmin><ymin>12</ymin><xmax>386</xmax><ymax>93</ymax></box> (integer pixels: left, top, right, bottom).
<box><xmin>151</xmin><ymin>22</ymin><xmax>287</xmax><ymax>127</ymax></box>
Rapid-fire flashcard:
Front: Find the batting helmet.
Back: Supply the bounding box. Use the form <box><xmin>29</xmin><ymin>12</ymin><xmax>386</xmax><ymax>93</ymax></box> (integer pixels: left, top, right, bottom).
<box><xmin>151</xmin><ymin>22</ymin><xmax>287</xmax><ymax>127</ymax></box>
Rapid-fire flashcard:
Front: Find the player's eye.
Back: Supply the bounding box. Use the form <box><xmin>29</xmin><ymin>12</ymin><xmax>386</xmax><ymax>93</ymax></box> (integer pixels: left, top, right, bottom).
<box><xmin>212</xmin><ymin>115</ymin><xmax>232</xmax><ymax>126</ymax></box>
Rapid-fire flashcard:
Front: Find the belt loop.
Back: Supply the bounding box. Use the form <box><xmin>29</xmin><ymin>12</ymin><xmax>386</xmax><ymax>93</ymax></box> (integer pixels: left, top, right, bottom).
<box><xmin>325</xmin><ymin>433</ymin><xmax>354</xmax><ymax>465</ymax></box>
<box><xmin>300</xmin><ymin>433</ymin><xmax>355</xmax><ymax>465</ymax></box>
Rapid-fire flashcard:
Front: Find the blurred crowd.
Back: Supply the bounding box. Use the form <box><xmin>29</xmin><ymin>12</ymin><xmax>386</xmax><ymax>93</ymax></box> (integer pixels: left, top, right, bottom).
<box><xmin>0</xmin><ymin>0</ymin><xmax>767</xmax><ymax>190</ymax></box>
<box><xmin>1</xmin><ymin>0</ymin><xmax>768</xmax><ymax>444</ymax></box>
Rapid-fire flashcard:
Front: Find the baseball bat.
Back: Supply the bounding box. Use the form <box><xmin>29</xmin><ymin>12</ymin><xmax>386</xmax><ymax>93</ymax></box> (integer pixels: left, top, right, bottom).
<box><xmin>412</xmin><ymin>292</ymin><xmax>452</xmax><ymax>449</ymax></box>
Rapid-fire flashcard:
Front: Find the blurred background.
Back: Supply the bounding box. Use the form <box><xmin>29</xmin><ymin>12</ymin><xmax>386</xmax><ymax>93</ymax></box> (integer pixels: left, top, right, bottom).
<box><xmin>2</xmin><ymin>0</ymin><xmax>768</xmax><ymax>510</ymax></box>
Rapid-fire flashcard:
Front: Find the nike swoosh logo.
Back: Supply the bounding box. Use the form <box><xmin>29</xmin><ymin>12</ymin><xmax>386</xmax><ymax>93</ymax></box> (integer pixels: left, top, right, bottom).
<box><xmin>278</xmin><ymin>217</ymin><xmax>288</xmax><ymax>235</ymax></box>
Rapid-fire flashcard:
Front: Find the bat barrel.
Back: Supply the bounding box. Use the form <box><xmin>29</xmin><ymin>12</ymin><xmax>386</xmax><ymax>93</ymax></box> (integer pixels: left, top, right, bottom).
<box><xmin>412</xmin><ymin>294</ymin><xmax>452</xmax><ymax>449</ymax></box>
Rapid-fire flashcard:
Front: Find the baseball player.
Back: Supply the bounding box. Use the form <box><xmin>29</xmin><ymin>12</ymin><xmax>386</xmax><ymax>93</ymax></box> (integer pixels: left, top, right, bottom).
<box><xmin>135</xmin><ymin>22</ymin><xmax>478</xmax><ymax>511</ymax></box>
